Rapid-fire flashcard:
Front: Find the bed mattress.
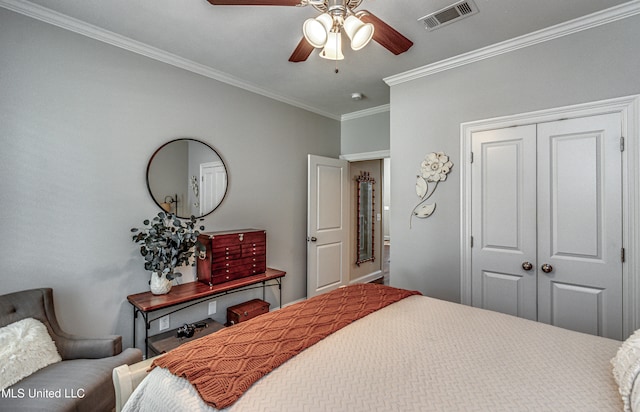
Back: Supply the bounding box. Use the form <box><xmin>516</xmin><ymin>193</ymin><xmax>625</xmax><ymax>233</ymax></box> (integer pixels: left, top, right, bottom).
<box><xmin>124</xmin><ymin>294</ymin><xmax>622</xmax><ymax>411</ymax></box>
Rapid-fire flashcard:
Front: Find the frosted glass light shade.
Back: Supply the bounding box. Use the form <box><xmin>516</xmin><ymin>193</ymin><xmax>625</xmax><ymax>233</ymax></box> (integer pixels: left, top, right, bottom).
<box><xmin>319</xmin><ymin>31</ymin><xmax>344</xmax><ymax>60</ymax></box>
<box><xmin>343</xmin><ymin>15</ymin><xmax>374</xmax><ymax>50</ymax></box>
<box><xmin>303</xmin><ymin>13</ymin><xmax>333</xmax><ymax>48</ymax></box>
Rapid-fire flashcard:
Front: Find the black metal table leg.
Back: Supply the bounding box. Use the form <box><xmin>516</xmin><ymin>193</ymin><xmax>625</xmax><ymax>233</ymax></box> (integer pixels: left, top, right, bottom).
<box><xmin>133</xmin><ymin>306</ymin><xmax>137</xmax><ymax>349</ymax></box>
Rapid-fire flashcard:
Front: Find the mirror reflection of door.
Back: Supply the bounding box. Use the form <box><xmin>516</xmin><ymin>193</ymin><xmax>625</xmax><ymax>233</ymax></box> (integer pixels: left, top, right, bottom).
<box><xmin>200</xmin><ymin>161</ymin><xmax>227</xmax><ymax>216</ymax></box>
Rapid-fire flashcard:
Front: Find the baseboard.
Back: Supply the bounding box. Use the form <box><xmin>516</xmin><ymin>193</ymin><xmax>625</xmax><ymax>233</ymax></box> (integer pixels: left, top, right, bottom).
<box><xmin>349</xmin><ymin>270</ymin><xmax>383</xmax><ymax>285</ymax></box>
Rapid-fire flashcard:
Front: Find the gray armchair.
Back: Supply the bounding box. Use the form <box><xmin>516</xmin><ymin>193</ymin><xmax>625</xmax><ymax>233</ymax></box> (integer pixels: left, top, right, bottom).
<box><xmin>0</xmin><ymin>288</ymin><xmax>142</xmax><ymax>412</ymax></box>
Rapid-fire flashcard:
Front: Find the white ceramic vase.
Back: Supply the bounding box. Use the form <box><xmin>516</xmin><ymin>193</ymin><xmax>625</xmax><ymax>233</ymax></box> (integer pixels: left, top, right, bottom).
<box><xmin>149</xmin><ymin>272</ymin><xmax>172</xmax><ymax>295</ymax></box>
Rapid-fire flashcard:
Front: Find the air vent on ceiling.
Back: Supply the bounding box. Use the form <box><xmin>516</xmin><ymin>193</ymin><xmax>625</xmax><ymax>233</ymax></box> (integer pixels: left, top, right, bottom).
<box><xmin>418</xmin><ymin>0</ymin><xmax>479</xmax><ymax>31</ymax></box>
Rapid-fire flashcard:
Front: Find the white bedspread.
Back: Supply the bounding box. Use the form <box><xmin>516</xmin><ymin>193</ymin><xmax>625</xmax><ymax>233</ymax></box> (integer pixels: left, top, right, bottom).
<box><xmin>124</xmin><ymin>295</ymin><xmax>622</xmax><ymax>411</ymax></box>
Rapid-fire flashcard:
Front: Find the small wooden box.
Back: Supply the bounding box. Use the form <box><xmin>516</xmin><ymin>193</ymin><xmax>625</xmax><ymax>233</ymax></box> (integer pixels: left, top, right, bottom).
<box><xmin>197</xmin><ymin>229</ymin><xmax>267</xmax><ymax>286</ymax></box>
<box><xmin>226</xmin><ymin>299</ymin><xmax>270</xmax><ymax>326</ymax></box>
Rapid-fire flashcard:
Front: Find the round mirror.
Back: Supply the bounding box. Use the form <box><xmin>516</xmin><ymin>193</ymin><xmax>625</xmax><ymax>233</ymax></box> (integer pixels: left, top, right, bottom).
<box><xmin>146</xmin><ymin>139</ymin><xmax>228</xmax><ymax>218</ymax></box>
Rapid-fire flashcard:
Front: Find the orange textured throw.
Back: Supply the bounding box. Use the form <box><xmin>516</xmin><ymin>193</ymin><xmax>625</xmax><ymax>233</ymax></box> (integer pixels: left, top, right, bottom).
<box><xmin>152</xmin><ymin>283</ymin><xmax>421</xmax><ymax>409</ymax></box>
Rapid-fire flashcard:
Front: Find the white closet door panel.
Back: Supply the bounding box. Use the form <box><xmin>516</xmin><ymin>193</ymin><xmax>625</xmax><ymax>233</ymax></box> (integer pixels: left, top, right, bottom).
<box><xmin>537</xmin><ymin>113</ymin><xmax>622</xmax><ymax>340</ymax></box>
<box><xmin>552</xmin><ymin>135</ymin><xmax>600</xmax><ymax>257</ymax></box>
<box><xmin>550</xmin><ymin>282</ymin><xmax>603</xmax><ymax>336</ymax></box>
<box><xmin>471</xmin><ymin>125</ymin><xmax>537</xmax><ymax>320</ymax></box>
<box><xmin>480</xmin><ymin>271</ymin><xmax>527</xmax><ymax>317</ymax></box>
<box><xmin>483</xmin><ymin>144</ymin><xmax>520</xmax><ymax>249</ymax></box>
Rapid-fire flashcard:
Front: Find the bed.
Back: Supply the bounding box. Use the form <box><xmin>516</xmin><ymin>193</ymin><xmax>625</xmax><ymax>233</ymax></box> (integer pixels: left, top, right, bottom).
<box><xmin>117</xmin><ymin>283</ymin><xmax>639</xmax><ymax>411</ymax></box>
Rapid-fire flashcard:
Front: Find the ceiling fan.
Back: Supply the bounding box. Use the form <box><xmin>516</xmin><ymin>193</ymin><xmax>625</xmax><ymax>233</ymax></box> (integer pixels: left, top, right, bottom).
<box><xmin>206</xmin><ymin>0</ymin><xmax>413</xmax><ymax>63</ymax></box>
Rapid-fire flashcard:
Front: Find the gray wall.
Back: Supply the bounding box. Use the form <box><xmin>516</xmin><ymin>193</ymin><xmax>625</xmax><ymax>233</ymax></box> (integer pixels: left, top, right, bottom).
<box><xmin>341</xmin><ymin>110</ymin><xmax>390</xmax><ymax>155</ymax></box>
<box><xmin>388</xmin><ymin>15</ymin><xmax>640</xmax><ymax>302</ymax></box>
<box><xmin>0</xmin><ymin>8</ymin><xmax>340</xmax><ymax>348</ymax></box>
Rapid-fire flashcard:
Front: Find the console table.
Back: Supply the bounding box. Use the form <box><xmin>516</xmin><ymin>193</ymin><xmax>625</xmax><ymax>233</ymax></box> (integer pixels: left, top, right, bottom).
<box><xmin>127</xmin><ymin>268</ymin><xmax>285</xmax><ymax>357</ymax></box>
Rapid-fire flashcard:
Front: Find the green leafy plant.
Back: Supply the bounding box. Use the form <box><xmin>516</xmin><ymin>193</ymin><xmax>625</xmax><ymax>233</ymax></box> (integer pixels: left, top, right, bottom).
<box><xmin>131</xmin><ymin>212</ymin><xmax>206</xmax><ymax>280</ymax></box>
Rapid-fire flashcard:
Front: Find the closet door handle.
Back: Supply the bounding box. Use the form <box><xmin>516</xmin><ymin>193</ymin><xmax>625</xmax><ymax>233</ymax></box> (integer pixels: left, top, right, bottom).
<box><xmin>522</xmin><ymin>262</ymin><xmax>533</xmax><ymax>271</ymax></box>
<box><xmin>309</xmin><ymin>237</ymin><xmax>317</xmax><ymax>242</ymax></box>
<box><xmin>541</xmin><ymin>263</ymin><xmax>553</xmax><ymax>273</ymax></box>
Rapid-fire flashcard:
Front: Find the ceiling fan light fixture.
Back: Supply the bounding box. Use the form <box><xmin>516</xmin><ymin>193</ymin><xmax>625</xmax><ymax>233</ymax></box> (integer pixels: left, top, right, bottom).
<box><xmin>303</xmin><ymin>13</ymin><xmax>333</xmax><ymax>48</ymax></box>
<box><xmin>319</xmin><ymin>31</ymin><xmax>344</xmax><ymax>60</ymax></box>
<box><xmin>343</xmin><ymin>15</ymin><xmax>374</xmax><ymax>50</ymax></box>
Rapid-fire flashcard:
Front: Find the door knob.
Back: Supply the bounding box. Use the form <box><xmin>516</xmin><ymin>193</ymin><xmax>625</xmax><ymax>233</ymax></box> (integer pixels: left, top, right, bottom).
<box><xmin>541</xmin><ymin>263</ymin><xmax>553</xmax><ymax>273</ymax></box>
<box><xmin>309</xmin><ymin>237</ymin><xmax>317</xmax><ymax>242</ymax></box>
<box><xmin>522</xmin><ymin>262</ymin><xmax>533</xmax><ymax>271</ymax></box>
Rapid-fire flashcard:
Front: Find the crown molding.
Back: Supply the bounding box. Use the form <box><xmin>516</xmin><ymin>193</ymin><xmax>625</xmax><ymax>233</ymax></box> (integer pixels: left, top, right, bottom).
<box><xmin>341</xmin><ymin>104</ymin><xmax>390</xmax><ymax>121</ymax></box>
<box><xmin>0</xmin><ymin>0</ymin><xmax>341</xmax><ymax>121</ymax></box>
<box><xmin>340</xmin><ymin>150</ymin><xmax>390</xmax><ymax>161</ymax></box>
<box><xmin>384</xmin><ymin>0</ymin><xmax>640</xmax><ymax>86</ymax></box>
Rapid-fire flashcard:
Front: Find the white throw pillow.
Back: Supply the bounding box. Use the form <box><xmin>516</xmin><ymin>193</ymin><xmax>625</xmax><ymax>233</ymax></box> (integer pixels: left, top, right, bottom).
<box><xmin>612</xmin><ymin>328</ymin><xmax>640</xmax><ymax>411</ymax></box>
<box><xmin>0</xmin><ymin>318</ymin><xmax>62</xmax><ymax>390</ymax></box>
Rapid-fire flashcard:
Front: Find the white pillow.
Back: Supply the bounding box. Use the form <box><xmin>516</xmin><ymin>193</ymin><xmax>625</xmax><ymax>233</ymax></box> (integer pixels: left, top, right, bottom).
<box><xmin>612</xmin><ymin>328</ymin><xmax>640</xmax><ymax>411</ymax></box>
<box><xmin>0</xmin><ymin>318</ymin><xmax>62</xmax><ymax>390</ymax></box>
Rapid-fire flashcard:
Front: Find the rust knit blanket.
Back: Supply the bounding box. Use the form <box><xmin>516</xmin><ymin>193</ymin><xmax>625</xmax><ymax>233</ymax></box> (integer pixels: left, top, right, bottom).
<box><xmin>152</xmin><ymin>283</ymin><xmax>421</xmax><ymax>409</ymax></box>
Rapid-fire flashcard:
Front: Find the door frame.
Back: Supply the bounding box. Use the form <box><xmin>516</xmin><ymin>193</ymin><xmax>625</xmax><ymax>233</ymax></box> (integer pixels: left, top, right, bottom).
<box><xmin>340</xmin><ymin>150</ymin><xmax>390</xmax><ymax>285</ymax></box>
<box><xmin>460</xmin><ymin>95</ymin><xmax>640</xmax><ymax>338</ymax></box>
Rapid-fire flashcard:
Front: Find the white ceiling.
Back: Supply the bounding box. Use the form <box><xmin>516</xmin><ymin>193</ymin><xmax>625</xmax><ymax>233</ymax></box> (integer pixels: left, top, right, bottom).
<box><xmin>5</xmin><ymin>0</ymin><xmax>633</xmax><ymax>118</ymax></box>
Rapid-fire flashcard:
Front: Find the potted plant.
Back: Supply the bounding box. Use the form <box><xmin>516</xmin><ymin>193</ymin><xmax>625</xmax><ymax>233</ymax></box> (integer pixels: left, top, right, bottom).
<box><xmin>131</xmin><ymin>212</ymin><xmax>206</xmax><ymax>294</ymax></box>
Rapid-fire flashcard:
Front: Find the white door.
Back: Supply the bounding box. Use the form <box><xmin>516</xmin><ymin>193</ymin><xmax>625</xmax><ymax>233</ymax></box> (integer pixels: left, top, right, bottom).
<box><xmin>471</xmin><ymin>113</ymin><xmax>623</xmax><ymax>339</ymax></box>
<box><xmin>200</xmin><ymin>161</ymin><xmax>226</xmax><ymax>216</ymax></box>
<box><xmin>537</xmin><ymin>114</ymin><xmax>622</xmax><ymax>339</ymax></box>
<box><xmin>471</xmin><ymin>125</ymin><xmax>538</xmax><ymax>320</ymax></box>
<box><xmin>307</xmin><ymin>155</ymin><xmax>349</xmax><ymax>298</ymax></box>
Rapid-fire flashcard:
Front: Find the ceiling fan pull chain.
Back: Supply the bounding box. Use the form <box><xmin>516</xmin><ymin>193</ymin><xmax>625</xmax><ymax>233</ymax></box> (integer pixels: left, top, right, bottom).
<box><xmin>334</xmin><ymin>31</ymin><xmax>339</xmax><ymax>73</ymax></box>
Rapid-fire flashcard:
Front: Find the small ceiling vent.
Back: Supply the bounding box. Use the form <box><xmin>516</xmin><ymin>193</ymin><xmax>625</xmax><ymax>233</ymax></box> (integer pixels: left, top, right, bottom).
<box><xmin>418</xmin><ymin>0</ymin><xmax>479</xmax><ymax>31</ymax></box>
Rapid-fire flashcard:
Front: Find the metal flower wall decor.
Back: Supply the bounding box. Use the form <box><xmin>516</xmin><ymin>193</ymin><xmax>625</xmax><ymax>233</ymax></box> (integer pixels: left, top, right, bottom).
<box><xmin>410</xmin><ymin>152</ymin><xmax>453</xmax><ymax>228</ymax></box>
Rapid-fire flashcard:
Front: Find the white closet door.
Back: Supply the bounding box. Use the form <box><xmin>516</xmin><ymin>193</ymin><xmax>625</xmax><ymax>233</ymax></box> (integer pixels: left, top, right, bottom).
<box><xmin>470</xmin><ymin>113</ymin><xmax>623</xmax><ymax>339</ymax></box>
<box><xmin>471</xmin><ymin>125</ymin><xmax>538</xmax><ymax>320</ymax></box>
<box><xmin>537</xmin><ymin>113</ymin><xmax>623</xmax><ymax>340</ymax></box>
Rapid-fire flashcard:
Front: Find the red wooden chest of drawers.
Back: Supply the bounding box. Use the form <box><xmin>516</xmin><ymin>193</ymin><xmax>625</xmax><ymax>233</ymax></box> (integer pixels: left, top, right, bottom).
<box><xmin>197</xmin><ymin>229</ymin><xmax>267</xmax><ymax>286</ymax></box>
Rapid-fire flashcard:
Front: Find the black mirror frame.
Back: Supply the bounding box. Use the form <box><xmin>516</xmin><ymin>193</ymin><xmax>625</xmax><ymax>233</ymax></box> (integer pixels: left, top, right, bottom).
<box><xmin>146</xmin><ymin>138</ymin><xmax>228</xmax><ymax>219</ymax></box>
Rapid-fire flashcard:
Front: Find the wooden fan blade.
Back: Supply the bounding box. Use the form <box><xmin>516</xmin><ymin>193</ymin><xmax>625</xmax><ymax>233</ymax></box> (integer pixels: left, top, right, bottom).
<box><xmin>358</xmin><ymin>10</ymin><xmax>413</xmax><ymax>55</ymax></box>
<box><xmin>207</xmin><ymin>0</ymin><xmax>302</xmax><ymax>5</ymax></box>
<box><xmin>289</xmin><ymin>37</ymin><xmax>315</xmax><ymax>62</ymax></box>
